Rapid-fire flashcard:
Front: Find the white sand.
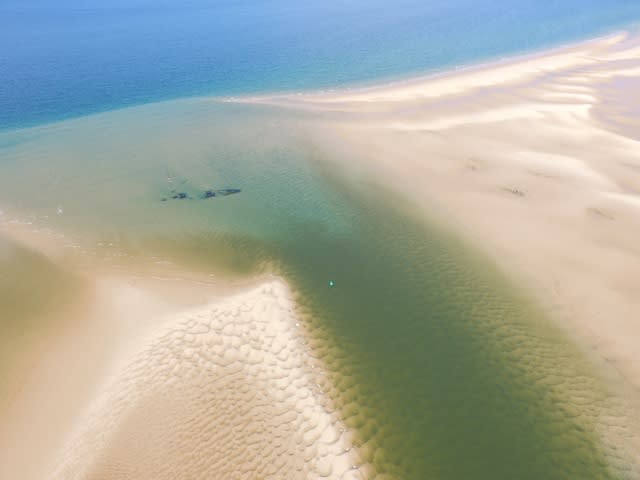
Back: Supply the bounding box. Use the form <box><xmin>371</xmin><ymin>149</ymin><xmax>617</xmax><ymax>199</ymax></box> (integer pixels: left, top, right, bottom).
<box><xmin>0</xmin><ymin>221</ymin><xmax>362</xmax><ymax>479</ymax></box>
<box><xmin>243</xmin><ymin>31</ymin><xmax>640</xmax><ymax>462</ymax></box>
<box><xmin>4</xmin><ymin>30</ymin><xmax>640</xmax><ymax>478</ymax></box>
<box><xmin>271</xmin><ymin>31</ymin><xmax>640</xmax><ymax>387</ymax></box>
<box><xmin>46</xmin><ymin>280</ymin><xmax>361</xmax><ymax>480</ymax></box>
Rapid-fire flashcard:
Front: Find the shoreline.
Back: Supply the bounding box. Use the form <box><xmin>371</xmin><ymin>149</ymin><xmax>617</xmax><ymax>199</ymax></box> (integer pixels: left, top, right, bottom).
<box><xmin>1</xmin><ymin>30</ymin><xmax>639</xmax><ymax>477</ymax></box>
<box><xmin>277</xmin><ymin>30</ymin><xmax>640</xmax><ymax>381</ymax></box>
<box><xmin>46</xmin><ymin>279</ymin><xmax>362</xmax><ymax>480</ymax></box>
<box><xmin>0</xmin><ymin>224</ymin><xmax>362</xmax><ymax>480</ymax></box>
<box><xmin>1</xmin><ymin>28</ymin><xmax>635</xmax><ymax>135</ymax></box>
<box><xmin>267</xmin><ymin>30</ymin><xmax>640</xmax><ymax>465</ymax></box>
<box><xmin>222</xmin><ymin>30</ymin><xmax>631</xmax><ymax>105</ymax></box>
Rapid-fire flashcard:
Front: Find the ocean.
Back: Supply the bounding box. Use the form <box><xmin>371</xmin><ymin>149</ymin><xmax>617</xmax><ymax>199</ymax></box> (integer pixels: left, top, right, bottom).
<box><xmin>2</xmin><ymin>0</ymin><xmax>640</xmax><ymax>130</ymax></box>
<box><xmin>2</xmin><ymin>1</ymin><xmax>640</xmax><ymax>478</ymax></box>
<box><xmin>0</xmin><ymin>100</ymin><xmax>625</xmax><ymax>478</ymax></box>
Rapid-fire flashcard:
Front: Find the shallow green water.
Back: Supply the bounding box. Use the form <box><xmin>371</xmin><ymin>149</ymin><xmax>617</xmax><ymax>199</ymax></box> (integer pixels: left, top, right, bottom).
<box><xmin>0</xmin><ymin>236</ymin><xmax>80</xmax><ymax>398</ymax></box>
<box><xmin>0</xmin><ymin>100</ymin><xmax>621</xmax><ymax>478</ymax></box>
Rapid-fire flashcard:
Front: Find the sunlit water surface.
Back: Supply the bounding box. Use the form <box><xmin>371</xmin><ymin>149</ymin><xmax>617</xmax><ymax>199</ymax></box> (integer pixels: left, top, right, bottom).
<box><xmin>0</xmin><ymin>100</ymin><xmax>631</xmax><ymax>478</ymax></box>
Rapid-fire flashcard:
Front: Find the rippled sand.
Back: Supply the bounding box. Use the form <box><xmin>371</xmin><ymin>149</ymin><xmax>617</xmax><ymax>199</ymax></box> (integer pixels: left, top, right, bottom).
<box><xmin>257</xmin><ymin>32</ymin><xmax>640</xmax><ymax>389</ymax></box>
<box><xmin>46</xmin><ymin>280</ymin><xmax>360</xmax><ymax>479</ymax></box>
<box><xmin>0</xmin><ymin>227</ymin><xmax>361</xmax><ymax>480</ymax></box>
<box><xmin>242</xmin><ymin>31</ymin><xmax>640</xmax><ymax>469</ymax></box>
<box><xmin>2</xmin><ymin>31</ymin><xmax>640</xmax><ymax>480</ymax></box>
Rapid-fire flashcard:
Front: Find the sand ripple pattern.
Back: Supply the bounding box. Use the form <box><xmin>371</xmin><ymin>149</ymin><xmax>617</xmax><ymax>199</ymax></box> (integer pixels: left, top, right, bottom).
<box><xmin>49</xmin><ymin>281</ymin><xmax>360</xmax><ymax>480</ymax></box>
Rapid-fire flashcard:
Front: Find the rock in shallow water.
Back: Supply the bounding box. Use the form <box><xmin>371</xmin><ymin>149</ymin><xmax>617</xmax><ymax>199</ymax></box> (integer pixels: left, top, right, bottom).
<box><xmin>162</xmin><ymin>187</ymin><xmax>241</xmax><ymax>202</ymax></box>
<box><xmin>214</xmin><ymin>188</ymin><xmax>241</xmax><ymax>196</ymax></box>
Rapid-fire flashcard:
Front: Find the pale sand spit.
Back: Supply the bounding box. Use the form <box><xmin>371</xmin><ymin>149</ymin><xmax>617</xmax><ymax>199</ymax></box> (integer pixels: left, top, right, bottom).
<box><xmin>0</xmin><ymin>221</ymin><xmax>362</xmax><ymax>480</ymax></box>
<box><xmin>44</xmin><ymin>280</ymin><xmax>362</xmax><ymax>480</ymax></box>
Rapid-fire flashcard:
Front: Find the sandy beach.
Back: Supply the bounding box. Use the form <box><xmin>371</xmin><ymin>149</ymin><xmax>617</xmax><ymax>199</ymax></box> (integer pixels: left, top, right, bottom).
<box><xmin>248</xmin><ymin>30</ymin><xmax>640</xmax><ymax>455</ymax></box>
<box><xmin>254</xmin><ymin>31</ymin><xmax>640</xmax><ymax>381</ymax></box>
<box><xmin>2</xmin><ymin>30</ymin><xmax>640</xmax><ymax>479</ymax></box>
<box><xmin>46</xmin><ymin>280</ymin><xmax>361</xmax><ymax>479</ymax></box>
<box><xmin>0</xmin><ymin>225</ymin><xmax>361</xmax><ymax>480</ymax></box>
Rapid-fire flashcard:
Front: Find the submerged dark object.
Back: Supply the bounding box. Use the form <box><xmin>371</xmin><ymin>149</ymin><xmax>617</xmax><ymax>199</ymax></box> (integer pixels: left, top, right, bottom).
<box><xmin>200</xmin><ymin>188</ymin><xmax>241</xmax><ymax>199</ymax></box>
<box><xmin>202</xmin><ymin>190</ymin><xmax>216</xmax><ymax>198</ymax></box>
<box><xmin>215</xmin><ymin>188</ymin><xmax>241</xmax><ymax>196</ymax></box>
<box><xmin>162</xmin><ymin>187</ymin><xmax>240</xmax><ymax>202</ymax></box>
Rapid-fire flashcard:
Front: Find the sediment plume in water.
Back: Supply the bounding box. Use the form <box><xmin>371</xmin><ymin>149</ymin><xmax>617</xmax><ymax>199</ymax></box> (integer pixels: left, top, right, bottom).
<box><xmin>146</xmin><ymin>181</ymin><xmax>628</xmax><ymax>479</ymax></box>
<box><xmin>0</xmin><ymin>235</ymin><xmax>81</xmax><ymax>400</ymax></box>
<box><xmin>0</xmin><ymin>96</ymin><xmax>636</xmax><ymax>478</ymax></box>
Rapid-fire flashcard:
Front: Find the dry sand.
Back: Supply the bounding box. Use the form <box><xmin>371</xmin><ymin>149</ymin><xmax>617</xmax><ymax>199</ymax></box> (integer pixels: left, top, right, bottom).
<box><xmin>0</xmin><ymin>224</ymin><xmax>361</xmax><ymax>480</ymax></box>
<box><xmin>3</xmin><ymin>31</ymin><xmax>640</xmax><ymax>478</ymax></box>
<box><xmin>46</xmin><ymin>280</ymin><xmax>361</xmax><ymax>480</ymax></box>
<box><xmin>249</xmin><ymin>33</ymin><xmax>640</xmax><ymax>401</ymax></box>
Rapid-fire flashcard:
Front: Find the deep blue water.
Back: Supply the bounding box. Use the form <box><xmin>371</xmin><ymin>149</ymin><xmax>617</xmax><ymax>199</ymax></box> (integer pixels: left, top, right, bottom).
<box><xmin>2</xmin><ymin>0</ymin><xmax>640</xmax><ymax>130</ymax></box>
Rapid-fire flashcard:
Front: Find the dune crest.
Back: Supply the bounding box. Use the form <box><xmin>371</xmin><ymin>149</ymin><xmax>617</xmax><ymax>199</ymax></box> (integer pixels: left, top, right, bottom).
<box><xmin>48</xmin><ymin>280</ymin><xmax>361</xmax><ymax>480</ymax></box>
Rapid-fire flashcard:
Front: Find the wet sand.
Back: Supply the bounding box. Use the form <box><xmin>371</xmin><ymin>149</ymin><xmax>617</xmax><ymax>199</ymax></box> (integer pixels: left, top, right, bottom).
<box><xmin>252</xmin><ymin>32</ymin><xmax>640</xmax><ymax>394</ymax></box>
<box><xmin>48</xmin><ymin>281</ymin><xmax>360</xmax><ymax>479</ymax></box>
<box><xmin>0</xmin><ymin>225</ymin><xmax>360</xmax><ymax>480</ymax></box>
<box><xmin>1</xmin><ymin>32</ymin><xmax>639</xmax><ymax>479</ymax></box>
<box><xmin>243</xmin><ymin>31</ymin><xmax>640</xmax><ymax>465</ymax></box>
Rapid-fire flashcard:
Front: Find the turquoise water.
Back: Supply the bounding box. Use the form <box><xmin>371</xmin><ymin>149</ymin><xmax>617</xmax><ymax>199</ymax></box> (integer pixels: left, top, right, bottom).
<box><xmin>2</xmin><ymin>0</ymin><xmax>640</xmax><ymax>129</ymax></box>
<box><xmin>2</xmin><ymin>2</ymin><xmax>638</xmax><ymax>476</ymax></box>
<box><xmin>0</xmin><ymin>102</ymin><xmax>627</xmax><ymax>477</ymax></box>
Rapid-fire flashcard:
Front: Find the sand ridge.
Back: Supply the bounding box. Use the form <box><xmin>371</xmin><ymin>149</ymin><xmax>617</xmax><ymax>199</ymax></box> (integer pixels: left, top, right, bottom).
<box><xmin>47</xmin><ymin>280</ymin><xmax>363</xmax><ymax>480</ymax></box>
<box><xmin>1</xmin><ymin>220</ymin><xmax>363</xmax><ymax>479</ymax></box>
<box><xmin>232</xmin><ymin>33</ymin><xmax>624</xmax><ymax>109</ymax></box>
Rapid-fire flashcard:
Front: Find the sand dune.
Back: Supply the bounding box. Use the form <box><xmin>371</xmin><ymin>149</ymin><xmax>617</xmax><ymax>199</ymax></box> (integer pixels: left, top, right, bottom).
<box><xmin>46</xmin><ymin>280</ymin><xmax>361</xmax><ymax>480</ymax></box>
<box><xmin>0</xmin><ymin>222</ymin><xmax>361</xmax><ymax>479</ymax></box>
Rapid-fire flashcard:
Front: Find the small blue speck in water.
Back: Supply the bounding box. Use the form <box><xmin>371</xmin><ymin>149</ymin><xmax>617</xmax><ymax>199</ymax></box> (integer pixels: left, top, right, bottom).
<box><xmin>328</xmin><ymin>280</ymin><xmax>335</xmax><ymax>287</ymax></box>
